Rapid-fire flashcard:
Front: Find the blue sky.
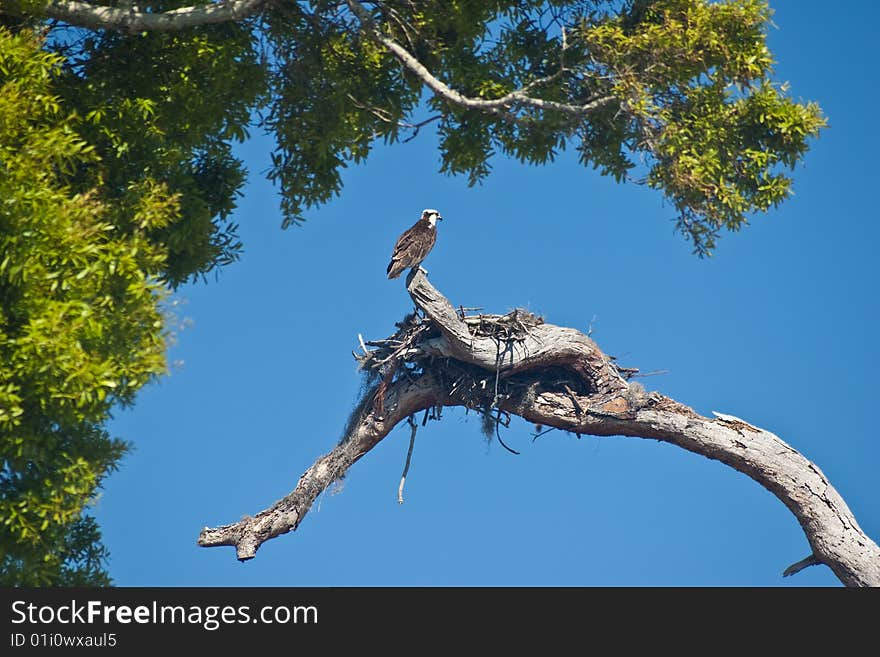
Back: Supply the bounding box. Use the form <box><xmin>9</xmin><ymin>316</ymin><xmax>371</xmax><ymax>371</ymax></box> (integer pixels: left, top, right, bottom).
<box><xmin>96</xmin><ymin>1</ymin><xmax>878</xmax><ymax>586</ymax></box>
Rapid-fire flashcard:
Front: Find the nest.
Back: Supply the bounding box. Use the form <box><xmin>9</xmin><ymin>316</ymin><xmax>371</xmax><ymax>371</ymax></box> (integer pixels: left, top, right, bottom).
<box><xmin>351</xmin><ymin>301</ymin><xmax>640</xmax><ymax>446</ymax></box>
<box><xmin>354</xmin><ymin>307</ymin><xmax>557</xmax><ymax>430</ymax></box>
<box><xmin>355</xmin><ymin>307</ymin><xmax>544</xmax><ymax>377</ymax></box>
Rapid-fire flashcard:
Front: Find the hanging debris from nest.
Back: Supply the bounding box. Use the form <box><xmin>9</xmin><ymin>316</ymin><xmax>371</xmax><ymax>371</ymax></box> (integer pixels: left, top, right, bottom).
<box><xmin>354</xmin><ymin>307</ymin><xmax>543</xmax><ymax>421</ymax></box>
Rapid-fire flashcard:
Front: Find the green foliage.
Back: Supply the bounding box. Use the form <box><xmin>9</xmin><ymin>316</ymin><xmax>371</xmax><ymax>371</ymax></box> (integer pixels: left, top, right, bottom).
<box><xmin>0</xmin><ymin>7</ymin><xmax>265</xmax><ymax>584</ymax></box>
<box><xmin>261</xmin><ymin>0</ymin><xmax>823</xmax><ymax>253</ymax></box>
<box><xmin>0</xmin><ymin>28</ymin><xmax>172</xmax><ymax>585</ymax></box>
<box><xmin>6</xmin><ymin>1</ymin><xmax>825</xmax><ymax>253</ymax></box>
<box><xmin>265</xmin><ymin>2</ymin><xmax>423</xmax><ymax>226</ymax></box>
<box><xmin>580</xmin><ymin>0</ymin><xmax>825</xmax><ymax>252</ymax></box>
<box><xmin>2</xmin><ymin>515</ymin><xmax>114</xmax><ymax>586</ymax></box>
<box><xmin>57</xmin><ymin>20</ymin><xmax>266</xmax><ymax>285</ymax></box>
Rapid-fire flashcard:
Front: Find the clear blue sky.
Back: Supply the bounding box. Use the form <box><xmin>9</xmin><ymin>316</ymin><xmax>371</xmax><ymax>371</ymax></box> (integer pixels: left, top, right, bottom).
<box><xmin>96</xmin><ymin>1</ymin><xmax>878</xmax><ymax>586</ymax></box>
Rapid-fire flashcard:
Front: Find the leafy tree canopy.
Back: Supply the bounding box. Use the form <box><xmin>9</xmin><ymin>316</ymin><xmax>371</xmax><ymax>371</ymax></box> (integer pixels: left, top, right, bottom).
<box><xmin>0</xmin><ymin>0</ymin><xmax>824</xmax><ymax>583</ymax></box>
<box><xmin>2</xmin><ymin>7</ymin><xmax>263</xmax><ymax>584</ymax></box>
<box><xmin>7</xmin><ymin>0</ymin><xmax>825</xmax><ymax>254</ymax></box>
<box><xmin>1</xmin><ymin>28</ymin><xmax>167</xmax><ymax>583</ymax></box>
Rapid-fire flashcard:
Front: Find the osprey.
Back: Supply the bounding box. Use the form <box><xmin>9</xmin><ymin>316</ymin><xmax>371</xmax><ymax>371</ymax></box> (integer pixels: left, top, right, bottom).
<box><xmin>386</xmin><ymin>208</ymin><xmax>443</xmax><ymax>279</ymax></box>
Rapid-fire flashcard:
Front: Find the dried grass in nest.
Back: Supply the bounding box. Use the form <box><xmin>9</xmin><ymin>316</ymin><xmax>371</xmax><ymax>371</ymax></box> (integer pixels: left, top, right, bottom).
<box><xmin>355</xmin><ymin>307</ymin><xmax>544</xmax><ymax>377</ymax></box>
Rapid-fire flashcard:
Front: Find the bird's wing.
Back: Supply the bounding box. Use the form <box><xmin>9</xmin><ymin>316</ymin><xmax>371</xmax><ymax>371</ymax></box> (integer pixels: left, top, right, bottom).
<box><xmin>389</xmin><ymin>223</ymin><xmax>424</xmax><ymax>266</ymax></box>
<box><xmin>409</xmin><ymin>226</ymin><xmax>436</xmax><ymax>264</ymax></box>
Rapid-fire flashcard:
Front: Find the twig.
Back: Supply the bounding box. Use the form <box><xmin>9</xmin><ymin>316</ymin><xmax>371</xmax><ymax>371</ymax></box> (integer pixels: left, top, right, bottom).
<box><xmin>398</xmin><ymin>416</ymin><xmax>418</xmax><ymax>504</ymax></box>
<box><xmin>562</xmin><ymin>383</ymin><xmax>585</xmax><ymax>416</ymax></box>
<box><xmin>365</xmin><ymin>338</ymin><xmax>403</xmax><ymax>346</ymax></box>
<box><xmin>783</xmin><ymin>554</ymin><xmax>821</xmax><ymax>578</ymax></box>
<box><xmin>346</xmin><ymin>92</ymin><xmax>442</xmax><ymax>142</ymax></box>
<box><xmin>401</xmin><ymin>115</ymin><xmax>442</xmax><ymax>143</ymax></box>
<box><xmin>587</xmin><ymin>314</ymin><xmax>597</xmax><ymax>337</ymax></box>
<box><xmin>495</xmin><ymin>409</ymin><xmax>520</xmax><ymax>455</ymax></box>
<box><xmin>629</xmin><ymin>369</ymin><xmax>668</xmax><ymax>378</ymax></box>
<box><xmin>616</xmin><ymin>366</ymin><xmax>640</xmax><ymax>379</ymax></box>
<box><xmin>493</xmin><ymin>338</ymin><xmax>502</xmax><ymax>407</ymax></box>
<box><xmin>531</xmin><ymin>426</ymin><xmax>557</xmax><ymax>441</ymax></box>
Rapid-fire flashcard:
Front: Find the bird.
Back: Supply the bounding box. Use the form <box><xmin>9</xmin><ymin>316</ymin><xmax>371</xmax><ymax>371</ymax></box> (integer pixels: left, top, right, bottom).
<box><xmin>386</xmin><ymin>208</ymin><xmax>443</xmax><ymax>279</ymax></box>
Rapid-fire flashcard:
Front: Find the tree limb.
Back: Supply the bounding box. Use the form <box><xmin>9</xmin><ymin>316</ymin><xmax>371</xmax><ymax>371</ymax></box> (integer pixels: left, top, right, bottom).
<box><xmin>197</xmin><ymin>372</ymin><xmax>444</xmax><ymax>560</ymax></box>
<box><xmin>198</xmin><ymin>272</ymin><xmax>880</xmax><ymax>587</ymax></box>
<box><xmin>21</xmin><ymin>0</ymin><xmax>616</xmax><ymax>122</ymax></box>
<box><xmin>397</xmin><ymin>415</ymin><xmax>417</xmax><ymax>504</ymax></box>
<box><xmin>11</xmin><ymin>0</ymin><xmax>269</xmax><ymax>32</ymax></box>
<box><xmin>404</xmin><ymin>270</ymin><xmax>627</xmax><ymax>396</ymax></box>
<box><xmin>345</xmin><ymin>0</ymin><xmax>616</xmax><ymax>122</ymax></box>
<box><xmin>501</xmin><ymin>389</ymin><xmax>880</xmax><ymax>587</ymax></box>
<box><xmin>783</xmin><ymin>554</ymin><xmax>821</xmax><ymax>578</ymax></box>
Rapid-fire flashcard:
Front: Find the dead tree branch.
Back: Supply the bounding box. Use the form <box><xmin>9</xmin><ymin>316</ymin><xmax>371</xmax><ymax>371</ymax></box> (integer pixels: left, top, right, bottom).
<box><xmin>398</xmin><ymin>416</ymin><xmax>417</xmax><ymax>504</ymax></box>
<box><xmin>198</xmin><ymin>271</ymin><xmax>880</xmax><ymax>587</ymax></box>
<box><xmin>198</xmin><ymin>372</ymin><xmax>443</xmax><ymax>560</ymax></box>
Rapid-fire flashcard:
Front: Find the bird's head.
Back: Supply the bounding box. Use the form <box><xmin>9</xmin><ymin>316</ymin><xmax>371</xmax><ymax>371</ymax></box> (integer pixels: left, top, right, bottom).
<box><xmin>421</xmin><ymin>208</ymin><xmax>442</xmax><ymax>227</ymax></box>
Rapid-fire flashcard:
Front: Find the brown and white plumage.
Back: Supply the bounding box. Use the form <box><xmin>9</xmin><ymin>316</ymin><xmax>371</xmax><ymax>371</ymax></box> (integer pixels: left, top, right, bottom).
<box><xmin>386</xmin><ymin>208</ymin><xmax>443</xmax><ymax>279</ymax></box>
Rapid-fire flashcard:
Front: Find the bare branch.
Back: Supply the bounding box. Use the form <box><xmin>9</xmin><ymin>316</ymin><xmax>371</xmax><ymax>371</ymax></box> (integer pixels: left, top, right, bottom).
<box><xmin>400</xmin><ymin>115</ymin><xmax>442</xmax><ymax>144</ymax></box>
<box><xmin>783</xmin><ymin>554</ymin><xmax>821</xmax><ymax>578</ymax></box>
<box><xmin>198</xmin><ymin>373</ymin><xmax>443</xmax><ymax>560</ymax></box>
<box><xmin>404</xmin><ymin>270</ymin><xmax>628</xmax><ymax>396</ymax></box>
<box><xmin>398</xmin><ymin>416</ymin><xmax>417</xmax><ymax>504</ymax></box>
<box><xmin>345</xmin><ymin>0</ymin><xmax>616</xmax><ymax>122</ymax></box>
<box><xmin>344</xmin><ymin>93</ymin><xmax>441</xmax><ymax>143</ymax></box>
<box><xmin>198</xmin><ymin>272</ymin><xmax>880</xmax><ymax>586</ymax></box>
<box><xmin>502</xmin><ymin>388</ymin><xmax>880</xmax><ymax>587</ymax></box>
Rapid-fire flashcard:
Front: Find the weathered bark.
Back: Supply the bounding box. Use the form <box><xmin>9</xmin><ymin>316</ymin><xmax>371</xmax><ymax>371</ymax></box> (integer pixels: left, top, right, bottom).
<box><xmin>198</xmin><ymin>271</ymin><xmax>880</xmax><ymax>587</ymax></box>
<box><xmin>6</xmin><ymin>0</ymin><xmax>268</xmax><ymax>32</ymax></box>
<box><xmin>198</xmin><ymin>371</ymin><xmax>443</xmax><ymax>560</ymax></box>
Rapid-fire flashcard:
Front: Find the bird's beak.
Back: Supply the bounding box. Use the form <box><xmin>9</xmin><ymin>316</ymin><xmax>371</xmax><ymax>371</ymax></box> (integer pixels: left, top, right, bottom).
<box><xmin>437</xmin><ymin>215</ymin><xmax>443</xmax><ymax>221</ymax></box>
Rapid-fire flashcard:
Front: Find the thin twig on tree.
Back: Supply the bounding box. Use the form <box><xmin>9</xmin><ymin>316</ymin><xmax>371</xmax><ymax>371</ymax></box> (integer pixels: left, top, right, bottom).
<box><xmin>398</xmin><ymin>416</ymin><xmax>418</xmax><ymax>504</ymax></box>
<box><xmin>783</xmin><ymin>554</ymin><xmax>821</xmax><ymax>578</ymax></box>
<box><xmin>345</xmin><ymin>0</ymin><xmax>616</xmax><ymax>124</ymax></box>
